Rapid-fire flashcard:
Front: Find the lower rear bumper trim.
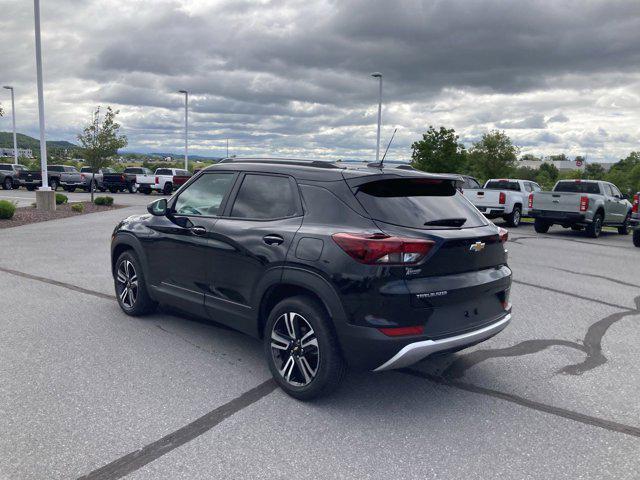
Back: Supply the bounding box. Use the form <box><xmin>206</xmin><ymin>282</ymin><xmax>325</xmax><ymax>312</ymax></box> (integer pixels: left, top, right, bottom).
<box><xmin>373</xmin><ymin>313</ymin><xmax>511</xmax><ymax>371</ymax></box>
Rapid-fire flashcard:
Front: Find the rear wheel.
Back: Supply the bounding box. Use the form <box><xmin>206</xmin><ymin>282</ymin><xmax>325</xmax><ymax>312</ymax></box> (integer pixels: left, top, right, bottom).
<box><xmin>504</xmin><ymin>206</ymin><xmax>521</xmax><ymax>227</ymax></box>
<box><xmin>26</xmin><ymin>185</ymin><xmax>35</xmax><ymax>191</ymax></box>
<box><xmin>109</xmin><ymin>187</ymin><xmax>117</xmax><ymax>193</ymax></box>
<box><xmin>571</xmin><ymin>225</ymin><xmax>583</xmax><ymax>231</ymax></box>
<box><xmin>618</xmin><ymin>212</ymin><xmax>631</xmax><ymax>235</ymax></box>
<box><xmin>534</xmin><ymin>218</ymin><xmax>550</xmax><ymax>233</ymax></box>
<box><xmin>633</xmin><ymin>229</ymin><xmax>640</xmax><ymax>247</ymax></box>
<box><xmin>114</xmin><ymin>251</ymin><xmax>156</xmax><ymax>316</ymax></box>
<box><xmin>50</xmin><ymin>179</ymin><xmax>59</xmax><ymax>191</ymax></box>
<box><xmin>2</xmin><ymin>177</ymin><xmax>12</xmax><ymax>190</ymax></box>
<box><xmin>586</xmin><ymin>212</ymin><xmax>603</xmax><ymax>238</ymax></box>
<box><xmin>128</xmin><ymin>183</ymin><xmax>138</xmax><ymax>194</ymax></box>
<box><xmin>264</xmin><ymin>295</ymin><xmax>346</xmax><ymax>400</ymax></box>
<box><xmin>162</xmin><ymin>182</ymin><xmax>173</xmax><ymax>195</ymax></box>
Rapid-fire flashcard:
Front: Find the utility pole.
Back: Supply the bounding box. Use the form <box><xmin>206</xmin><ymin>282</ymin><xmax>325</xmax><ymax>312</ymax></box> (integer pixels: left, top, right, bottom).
<box><xmin>3</xmin><ymin>86</ymin><xmax>18</xmax><ymax>164</ymax></box>
<box><xmin>178</xmin><ymin>90</ymin><xmax>188</xmax><ymax>170</ymax></box>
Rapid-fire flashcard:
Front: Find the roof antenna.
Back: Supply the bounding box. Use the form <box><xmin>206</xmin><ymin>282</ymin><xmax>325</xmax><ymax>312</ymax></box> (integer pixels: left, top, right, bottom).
<box><xmin>368</xmin><ymin>128</ymin><xmax>397</xmax><ymax>168</ymax></box>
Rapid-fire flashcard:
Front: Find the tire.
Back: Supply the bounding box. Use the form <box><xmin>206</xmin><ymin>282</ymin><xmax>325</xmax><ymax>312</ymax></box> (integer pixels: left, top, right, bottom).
<box><xmin>504</xmin><ymin>206</ymin><xmax>521</xmax><ymax>227</ymax></box>
<box><xmin>109</xmin><ymin>187</ymin><xmax>117</xmax><ymax>193</ymax></box>
<box><xmin>586</xmin><ymin>212</ymin><xmax>603</xmax><ymax>238</ymax></box>
<box><xmin>264</xmin><ymin>295</ymin><xmax>346</xmax><ymax>400</ymax></box>
<box><xmin>141</xmin><ymin>187</ymin><xmax>151</xmax><ymax>195</ymax></box>
<box><xmin>162</xmin><ymin>182</ymin><xmax>173</xmax><ymax>195</ymax></box>
<box><xmin>534</xmin><ymin>218</ymin><xmax>550</xmax><ymax>233</ymax></box>
<box><xmin>128</xmin><ymin>183</ymin><xmax>138</xmax><ymax>194</ymax></box>
<box><xmin>62</xmin><ymin>186</ymin><xmax>69</xmax><ymax>192</ymax></box>
<box><xmin>50</xmin><ymin>179</ymin><xmax>59</xmax><ymax>191</ymax></box>
<box><xmin>26</xmin><ymin>185</ymin><xmax>36</xmax><ymax>191</ymax></box>
<box><xmin>618</xmin><ymin>212</ymin><xmax>631</xmax><ymax>235</ymax></box>
<box><xmin>114</xmin><ymin>251</ymin><xmax>157</xmax><ymax>316</ymax></box>
<box><xmin>2</xmin><ymin>177</ymin><xmax>12</xmax><ymax>190</ymax></box>
<box><xmin>633</xmin><ymin>229</ymin><xmax>640</xmax><ymax>248</ymax></box>
<box><xmin>571</xmin><ymin>225</ymin><xmax>583</xmax><ymax>231</ymax></box>
<box><xmin>98</xmin><ymin>187</ymin><xmax>106</xmax><ymax>192</ymax></box>
<box><xmin>67</xmin><ymin>186</ymin><xmax>76</xmax><ymax>192</ymax></box>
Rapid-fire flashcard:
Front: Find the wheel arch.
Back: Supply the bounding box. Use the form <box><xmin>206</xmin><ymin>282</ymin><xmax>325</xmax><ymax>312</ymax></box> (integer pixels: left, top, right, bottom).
<box><xmin>111</xmin><ymin>233</ymin><xmax>149</xmax><ymax>278</ymax></box>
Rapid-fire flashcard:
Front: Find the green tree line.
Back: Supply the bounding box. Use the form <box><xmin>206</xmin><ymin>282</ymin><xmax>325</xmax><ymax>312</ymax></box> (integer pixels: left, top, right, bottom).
<box><xmin>411</xmin><ymin>126</ymin><xmax>640</xmax><ymax>194</ymax></box>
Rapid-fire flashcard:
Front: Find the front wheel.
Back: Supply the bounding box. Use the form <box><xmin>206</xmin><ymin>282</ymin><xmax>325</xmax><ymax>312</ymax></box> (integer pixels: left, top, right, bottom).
<box><xmin>50</xmin><ymin>179</ymin><xmax>59</xmax><ymax>191</ymax></box>
<box><xmin>264</xmin><ymin>296</ymin><xmax>346</xmax><ymax>400</ymax></box>
<box><xmin>2</xmin><ymin>177</ymin><xmax>12</xmax><ymax>190</ymax></box>
<box><xmin>534</xmin><ymin>218</ymin><xmax>550</xmax><ymax>233</ymax></box>
<box><xmin>26</xmin><ymin>185</ymin><xmax>36</xmax><ymax>191</ymax></box>
<box><xmin>586</xmin><ymin>213</ymin><xmax>603</xmax><ymax>238</ymax></box>
<box><xmin>504</xmin><ymin>206</ymin><xmax>521</xmax><ymax>227</ymax></box>
<box><xmin>114</xmin><ymin>251</ymin><xmax>157</xmax><ymax>316</ymax></box>
<box><xmin>618</xmin><ymin>213</ymin><xmax>631</xmax><ymax>235</ymax></box>
<box><xmin>108</xmin><ymin>187</ymin><xmax>117</xmax><ymax>193</ymax></box>
<box><xmin>162</xmin><ymin>183</ymin><xmax>173</xmax><ymax>195</ymax></box>
<box><xmin>128</xmin><ymin>183</ymin><xmax>138</xmax><ymax>194</ymax></box>
<box><xmin>633</xmin><ymin>229</ymin><xmax>640</xmax><ymax>247</ymax></box>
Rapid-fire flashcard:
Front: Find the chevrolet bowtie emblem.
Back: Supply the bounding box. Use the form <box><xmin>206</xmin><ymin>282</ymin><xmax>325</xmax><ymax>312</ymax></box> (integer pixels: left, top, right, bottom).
<box><xmin>469</xmin><ymin>241</ymin><xmax>486</xmax><ymax>252</ymax></box>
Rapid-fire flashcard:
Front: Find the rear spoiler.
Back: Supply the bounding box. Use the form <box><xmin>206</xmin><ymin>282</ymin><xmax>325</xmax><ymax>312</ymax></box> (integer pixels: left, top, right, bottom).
<box><xmin>344</xmin><ymin>172</ymin><xmax>462</xmax><ymax>189</ymax></box>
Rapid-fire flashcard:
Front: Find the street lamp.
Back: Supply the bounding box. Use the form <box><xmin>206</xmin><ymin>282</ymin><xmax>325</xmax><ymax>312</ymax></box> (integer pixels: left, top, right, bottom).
<box><xmin>2</xmin><ymin>86</ymin><xmax>18</xmax><ymax>165</ymax></box>
<box><xmin>178</xmin><ymin>90</ymin><xmax>188</xmax><ymax>170</ymax></box>
<box><xmin>33</xmin><ymin>0</ymin><xmax>50</xmax><ymax>192</ymax></box>
<box><xmin>371</xmin><ymin>72</ymin><xmax>383</xmax><ymax>162</ymax></box>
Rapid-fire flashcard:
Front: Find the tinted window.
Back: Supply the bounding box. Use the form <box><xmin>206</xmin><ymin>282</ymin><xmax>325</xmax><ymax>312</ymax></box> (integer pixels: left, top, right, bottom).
<box><xmin>355</xmin><ymin>178</ymin><xmax>487</xmax><ymax>229</ymax></box>
<box><xmin>177</xmin><ymin>170</ymin><xmax>190</xmax><ymax>176</ymax></box>
<box><xmin>0</xmin><ymin>165</ymin><xmax>11</xmax><ymax>171</ymax></box>
<box><xmin>553</xmin><ymin>181</ymin><xmax>600</xmax><ymax>194</ymax></box>
<box><xmin>174</xmin><ymin>173</ymin><xmax>234</xmax><ymax>216</ymax></box>
<box><xmin>65</xmin><ymin>166</ymin><xmax>78</xmax><ymax>173</ymax></box>
<box><xmin>230</xmin><ymin>174</ymin><xmax>297</xmax><ymax>219</ymax></box>
<box><xmin>81</xmin><ymin>167</ymin><xmax>93</xmax><ymax>173</ymax></box>
<box><xmin>531</xmin><ymin>183</ymin><xmax>542</xmax><ymax>192</ymax></box>
<box><xmin>463</xmin><ymin>177</ymin><xmax>480</xmax><ymax>189</ymax></box>
<box><xmin>124</xmin><ymin>168</ymin><xmax>144</xmax><ymax>174</ymax></box>
<box><xmin>610</xmin><ymin>185</ymin><xmax>622</xmax><ymax>197</ymax></box>
<box><xmin>156</xmin><ymin>169</ymin><xmax>173</xmax><ymax>175</ymax></box>
<box><xmin>485</xmin><ymin>180</ymin><xmax>521</xmax><ymax>191</ymax></box>
<box><xmin>48</xmin><ymin>166</ymin><xmax>64</xmax><ymax>172</ymax></box>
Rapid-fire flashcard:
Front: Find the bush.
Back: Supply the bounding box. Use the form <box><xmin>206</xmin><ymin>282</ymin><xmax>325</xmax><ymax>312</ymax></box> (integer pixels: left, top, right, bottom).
<box><xmin>55</xmin><ymin>193</ymin><xmax>68</xmax><ymax>205</ymax></box>
<box><xmin>0</xmin><ymin>200</ymin><xmax>16</xmax><ymax>219</ymax></box>
<box><xmin>94</xmin><ymin>196</ymin><xmax>114</xmax><ymax>206</ymax></box>
<box><xmin>71</xmin><ymin>203</ymin><xmax>84</xmax><ymax>213</ymax></box>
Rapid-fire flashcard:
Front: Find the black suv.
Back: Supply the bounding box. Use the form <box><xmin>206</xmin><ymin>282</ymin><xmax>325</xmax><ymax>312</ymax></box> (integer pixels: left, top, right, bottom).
<box><xmin>111</xmin><ymin>159</ymin><xmax>512</xmax><ymax>399</ymax></box>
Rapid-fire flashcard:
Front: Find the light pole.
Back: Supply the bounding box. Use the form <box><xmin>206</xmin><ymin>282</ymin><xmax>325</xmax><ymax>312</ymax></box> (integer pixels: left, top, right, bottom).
<box><xmin>3</xmin><ymin>86</ymin><xmax>18</xmax><ymax>164</ymax></box>
<box><xmin>178</xmin><ymin>90</ymin><xmax>188</xmax><ymax>170</ymax></box>
<box><xmin>371</xmin><ymin>72</ymin><xmax>383</xmax><ymax>162</ymax></box>
<box><xmin>33</xmin><ymin>0</ymin><xmax>54</xmax><ymax>210</ymax></box>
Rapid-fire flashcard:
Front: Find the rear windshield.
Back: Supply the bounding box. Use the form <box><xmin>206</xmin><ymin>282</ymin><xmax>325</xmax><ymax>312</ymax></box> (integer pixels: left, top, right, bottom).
<box><xmin>0</xmin><ymin>165</ymin><xmax>12</xmax><ymax>171</ymax></box>
<box><xmin>48</xmin><ymin>166</ymin><xmax>64</xmax><ymax>172</ymax></box>
<box><xmin>355</xmin><ymin>178</ymin><xmax>487</xmax><ymax>229</ymax></box>
<box><xmin>124</xmin><ymin>168</ymin><xmax>144</xmax><ymax>174</ymax></box>
<box><xmin>156</xmin><ymin>168</ymin><xmax>172</xmax><ymax>175</ymax></box>
<box><xmin>553</xmin><ymin>181</ymin><xmax>600</xmax><ymax>194</ymax></box>
<box><xmin>485</xmin><ymin>180</ymin><xmax>520</xmax><ymax>191</ymax></box>
<box><xmin>81</xmin><ymin>167</ymin><xmax>92</xmax><ymax>173</ymax></box>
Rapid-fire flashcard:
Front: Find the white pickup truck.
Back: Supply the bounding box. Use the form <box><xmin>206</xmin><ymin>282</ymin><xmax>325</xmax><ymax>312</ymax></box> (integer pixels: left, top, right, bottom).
<box><xmin>530</xmin><ymin>180</ymin><xmax>632</xmax><ymax>238</ymax></box>
<box><xmin>137</xmin><ymin>168</ymin><xmax>192</xmax><ymax>195</ymax></box>
<box><xmin>463</xmin><ymin>178</ymin><xmax>542</xmax><ymax>227</ymax></box>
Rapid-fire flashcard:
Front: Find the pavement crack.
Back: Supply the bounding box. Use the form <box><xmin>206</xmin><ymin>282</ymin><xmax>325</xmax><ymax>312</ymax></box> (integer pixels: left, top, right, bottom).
<box><xmin>549</xmin><ymin>267</ymin><xmax>640</xmax><ymax>288</ymax></box>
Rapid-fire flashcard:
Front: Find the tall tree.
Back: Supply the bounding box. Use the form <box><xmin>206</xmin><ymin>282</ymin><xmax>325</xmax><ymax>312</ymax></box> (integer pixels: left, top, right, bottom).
<box><xmin>538</xmin><ymin>162</ymin><xmax>559</xmax><ymax>182</ymax></box>
<box><xmin>411</xmin><ymin>126</ymin><xmax>467</xmax><ymax>173</ymax></box>
<box><xmin>583</xmin><ymin>163</ymin><xmax>606</xmax><ymax>180</ymax></box>
<box><xmin>77</xmin><ymin>106</ymin><xmax>127</xmax><ymax>200</ymax></box>
<box><xmin>468</xmin><ymin>130</ymin><xmax>518</xmax><ymax>180</ymax></box>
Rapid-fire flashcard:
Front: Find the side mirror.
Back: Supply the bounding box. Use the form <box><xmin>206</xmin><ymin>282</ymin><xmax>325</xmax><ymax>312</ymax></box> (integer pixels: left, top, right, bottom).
<box><xmin>147</xmin><ymin>198</ymin><xmax>167</xmax><ymax>216</ymax></box>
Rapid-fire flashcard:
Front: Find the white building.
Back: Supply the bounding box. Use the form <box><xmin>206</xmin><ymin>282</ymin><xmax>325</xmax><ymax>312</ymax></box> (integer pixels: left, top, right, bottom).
<box><xmin>0</xmin><ymin>147</ymin><xmax>33</xmax><ymax>158</ymax></box>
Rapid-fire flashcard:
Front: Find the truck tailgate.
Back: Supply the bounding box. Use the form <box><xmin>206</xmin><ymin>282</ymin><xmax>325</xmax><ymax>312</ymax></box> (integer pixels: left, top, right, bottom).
<box><xmin>532</xmin><ymin>192</ymin><xmax>581</xmax><ymax>212</ymax></box>
<box><xmin>466</xmin><ymin>189</ymin><xmax>502</xmax><ymax>207</ymax></box>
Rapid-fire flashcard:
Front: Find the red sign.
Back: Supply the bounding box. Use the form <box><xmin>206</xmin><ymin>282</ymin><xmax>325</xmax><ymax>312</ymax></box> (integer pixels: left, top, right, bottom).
<box><xmin>576</xmin><ymin>160</ymin><xmax>583</xmax><ymax>167</ymax></box>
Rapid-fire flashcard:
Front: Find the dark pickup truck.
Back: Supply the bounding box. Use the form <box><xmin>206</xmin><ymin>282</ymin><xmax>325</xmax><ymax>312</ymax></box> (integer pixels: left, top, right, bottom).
<box><xmin>21</xmin><ymin>165</ymin><xmax>83</xmax><ymax>191</ymax></box>
<box><xmin>0</xmin><ymin>163</ymin><xmax>27</xmax><ymax>190</ymax></box>
<box><xmin>102</xmin><ymin>167</ymin><xmax>152</xmax><ymax>193</ymax></box>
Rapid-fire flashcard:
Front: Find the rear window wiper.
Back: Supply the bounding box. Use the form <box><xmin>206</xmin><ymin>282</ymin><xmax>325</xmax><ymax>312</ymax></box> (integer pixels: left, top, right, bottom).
<box><xmin>424</xmin><ymin>218</ymin><xmax>467</xmax><ymax>227</ymax></box>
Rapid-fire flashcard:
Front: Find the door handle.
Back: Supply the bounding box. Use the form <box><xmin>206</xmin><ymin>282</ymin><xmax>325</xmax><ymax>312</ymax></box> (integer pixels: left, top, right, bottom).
<box><xmin>263</xmin><ymin>234</ymin><xmax>284</xmax><ymax>246</ymax></box>
<box><xmin>190</xmin><ymin>226</ymin><xmax>207</xmax><ymax>236</ymax></box>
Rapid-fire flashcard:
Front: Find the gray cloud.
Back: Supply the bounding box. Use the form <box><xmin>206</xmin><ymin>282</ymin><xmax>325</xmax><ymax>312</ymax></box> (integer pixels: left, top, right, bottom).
<box><xmin>2</xmin><ymin>0</ymin><xmax>640</xmax><ymax>161</ymax></box>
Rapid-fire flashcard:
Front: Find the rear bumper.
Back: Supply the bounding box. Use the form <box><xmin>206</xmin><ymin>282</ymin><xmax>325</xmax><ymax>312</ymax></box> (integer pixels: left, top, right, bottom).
<box><xmin>374</xmin><ymin>313</ymin><xmax>511</xmax><ymax>371</ymax></box>
<box><xmin>476</xmin><ymin>206</ymin><xmax>505</xmax><ymax>216</ymax></box>
<box><xmin>530</xmin><ymin>210</ymin><xmax>587</xmax><ymax>224</ymax></box>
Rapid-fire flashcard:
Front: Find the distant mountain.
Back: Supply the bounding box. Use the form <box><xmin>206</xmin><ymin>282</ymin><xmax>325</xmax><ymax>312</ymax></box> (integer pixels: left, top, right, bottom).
<box><xmin>0</xmin><ymin>132</ymin><xmax>80</xmax><ymax>151</ymax></box>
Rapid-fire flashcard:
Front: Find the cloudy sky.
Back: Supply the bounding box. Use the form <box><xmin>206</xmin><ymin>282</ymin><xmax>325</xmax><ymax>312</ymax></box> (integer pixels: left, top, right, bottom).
<box><xmin>2</xmin><ymin>0</ymin><xmax>640</xmax><ymax>162</ymax></box>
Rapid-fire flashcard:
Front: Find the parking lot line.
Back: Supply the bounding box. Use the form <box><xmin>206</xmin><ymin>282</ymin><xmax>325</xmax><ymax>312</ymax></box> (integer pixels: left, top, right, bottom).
<box><xmin>77</xmin><ymin>380</ymin><xmax>277</xmax><ymax>480</ymax></box>
<box><xmin>400</xmin><ymin>369</ymin><xmax>640</xmax><ymax>439</ymax></box>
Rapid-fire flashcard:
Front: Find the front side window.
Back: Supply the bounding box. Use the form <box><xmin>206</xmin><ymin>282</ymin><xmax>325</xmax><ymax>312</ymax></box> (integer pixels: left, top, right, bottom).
<box><xmin>611</xmin><ymin>185</ymin><xmax>622</xmax><ymax>197</ymax></box>
<box><xmin>173</xmin><ymin>172</ymin><xmax>235</xmax><ymax>216</ymax></box>
<box><xmin>0</xmin><ymin>165</ymin><xmax>11</xmax><ymax>171</ymax></box>
<box><xmin>230</xmin><ymin>174</ymin><xmax>297</xmax><ymax>219</ymax></box>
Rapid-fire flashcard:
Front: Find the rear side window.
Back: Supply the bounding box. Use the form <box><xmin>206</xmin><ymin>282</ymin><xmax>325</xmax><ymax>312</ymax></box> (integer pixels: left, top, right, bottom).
<box><xmin>355</xmin><ymin>178</ymin><xmax>487</xmax><ymax>229</ymax></box>
<box><xmin>0</xmin><ymin>165</ymin><xmax>11</xmax><ymax>171</ymax></box>
<box><xmin>485</xmin><ymin>180</ymin><xmax>520</xmax><ymax>191</ymax></box>
<box><xmin>230</xmin><ymin>174</ymin><xmax>297</xmax><ymax>219</ymax></box>
<box><xmin>174</xmin><ymin>172</ymin><xmax>235</xmax><ymax>216</ymax></box>
<box><xmin>553</xmin><ymin>181</ymin><xmax>600</xmax><ymax>194</ymax></box>
<box><xmin>462</xmin><ymin>177</ymin><xmax>480</xmax><ymax>189</ymax></box>
<box><xmin>156</xmin><ymin>169</ymin><xmax>172</xmax><ymax>175</ymax></box>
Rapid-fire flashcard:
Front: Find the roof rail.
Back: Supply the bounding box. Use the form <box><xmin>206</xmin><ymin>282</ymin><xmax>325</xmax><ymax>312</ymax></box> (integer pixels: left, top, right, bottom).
<box><xmin>217</xmin><ymin>157</ymin><xmax>341</xmax><ymax>169</ymax></box>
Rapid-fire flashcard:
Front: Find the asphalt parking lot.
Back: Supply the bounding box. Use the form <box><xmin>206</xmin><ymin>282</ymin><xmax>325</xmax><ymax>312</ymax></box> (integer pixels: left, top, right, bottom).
<box><xmin>1</xmin><ymin>192</ymin><xmax>639</xmax><ymax>479</ymax></box>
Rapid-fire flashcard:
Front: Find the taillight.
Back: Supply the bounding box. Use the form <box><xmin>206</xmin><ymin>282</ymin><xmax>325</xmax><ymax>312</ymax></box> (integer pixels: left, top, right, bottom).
<box><xmin>499</xmin><ymin>192</ymin><xmax>506</xmax><ymax>204</ymax></box>
<box><xmin>632</xmin><ymin>194</ymin><xmax>639</xmax><ymax>213</ymax></box>
<box><xmin>80</xmin><ymin>174</ymin><xmax>85</xmax><ymax>180</ymax></box>
<box><xmin>528</xmin><ymin>193</ymin><xmax>533</xmax><ymax>209</ymax></box>
<box><xmin>498</xmin><ymin>227</ymin><xmax>509</xmax><ymax>243</ymax></box>
<box><xmin>580</xmin><ymin>196</ymin><xmax>589</xmax><ymax>212</ymax></box>
<box><xmin>120</xmin><ymin>174</ymin><xmax>125</xmax><ymax>182</ymax></box>
<box><xmin>378</xmin><ymin>325</ymin><xmax>425</xmax><ymax>337</ymax></box>
<box><xmin>155</xmin><ymin>176</ymin><xmax>159</xmax><ymax>184</ymax></box>
<box><xmin>332</xmin><ymin>232</ymin><xmax>434</xmax><ymax>265</ymax></box>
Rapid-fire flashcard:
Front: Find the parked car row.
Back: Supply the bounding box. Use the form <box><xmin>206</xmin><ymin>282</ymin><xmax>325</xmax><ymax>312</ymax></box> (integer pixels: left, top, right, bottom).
<box><xmin>0</xmin><ymin>163</ymin><xmax>192</xmax><ymax>196</ymax></box>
